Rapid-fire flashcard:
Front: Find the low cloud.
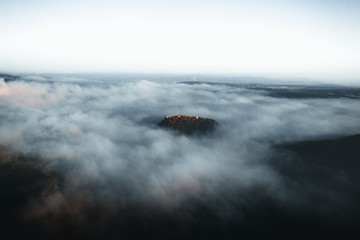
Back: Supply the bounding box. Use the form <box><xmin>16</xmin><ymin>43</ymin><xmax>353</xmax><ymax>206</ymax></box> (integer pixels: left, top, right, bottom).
<box><xmin>1</xmin><ymin>75</ymin><xmax>360</xmax><ymax>236</ymax></box>
<box><xmin>0</xmin><ymin>78</ymin><xmax>66</xmax><ymax>108</ymax></box>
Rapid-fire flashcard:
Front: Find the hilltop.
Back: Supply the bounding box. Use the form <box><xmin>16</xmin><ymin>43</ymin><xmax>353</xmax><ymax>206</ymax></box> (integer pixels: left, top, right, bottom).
<box><xmin>158</xmin><ymin>115</ymin><xmax>217</xmax><ymax>135</ymax></box>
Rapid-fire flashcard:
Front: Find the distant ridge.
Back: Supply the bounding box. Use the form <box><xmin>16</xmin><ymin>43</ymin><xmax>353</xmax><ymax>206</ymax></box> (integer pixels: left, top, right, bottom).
<box><xmin>0</xmin><ymin>73</ymin><xmax>19</xmax><ymax>82</ymax></box>
<box><xmin>179</xmin><ymin>81</ymin><xmax>360</xmax><ymax>99</ymax></box>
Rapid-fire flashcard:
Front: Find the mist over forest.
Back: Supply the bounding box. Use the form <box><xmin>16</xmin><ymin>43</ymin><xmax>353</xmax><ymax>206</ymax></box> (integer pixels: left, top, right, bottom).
<box><xmin>1</xmin><ymin>74</ymin><xmax>360</xmax><ymax>239</ymax></box>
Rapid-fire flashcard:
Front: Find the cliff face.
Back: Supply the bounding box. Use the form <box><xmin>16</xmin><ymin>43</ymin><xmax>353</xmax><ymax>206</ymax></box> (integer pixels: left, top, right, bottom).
<box><xmin>158</xmin><ymin>115</ymin><xmax>217</xmax><ymax>135</ymax></box>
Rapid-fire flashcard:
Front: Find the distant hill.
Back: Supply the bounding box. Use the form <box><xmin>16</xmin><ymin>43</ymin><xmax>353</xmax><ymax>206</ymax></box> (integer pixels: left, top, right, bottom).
<box><xmin>0</xmin><ymin>73</ymin><xmax>19</xmax><ymax>82</ymax></box>
<box><xmin>179</xmin><ymin>81</ymin><xmax>360</xmax><ymax>99</ymax></box>
<box><xmin>281</xmin><ymin>134</ymin><xmax>360</xmax><ymax>174</ymax></box>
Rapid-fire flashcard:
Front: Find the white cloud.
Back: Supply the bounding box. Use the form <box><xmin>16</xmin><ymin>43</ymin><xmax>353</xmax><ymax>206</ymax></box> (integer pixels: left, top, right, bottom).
<box><xmin>1</xmin><ymin>76</ymin><xmax>359</xmax><ymax>211</ymax></box>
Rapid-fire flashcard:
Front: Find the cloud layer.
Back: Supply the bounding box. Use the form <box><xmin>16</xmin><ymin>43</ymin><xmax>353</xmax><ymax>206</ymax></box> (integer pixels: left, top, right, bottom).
<box><xmin>1</xmin><ymin>75</ymin><xmax>360</xmax><ymax>237</ymax></box>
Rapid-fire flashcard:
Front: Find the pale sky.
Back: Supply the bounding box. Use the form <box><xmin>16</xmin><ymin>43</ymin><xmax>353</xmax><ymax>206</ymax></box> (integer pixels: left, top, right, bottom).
<box><xmin>0</xmin><ymin>0</ymin><xmax>360</xmax><ymax>82</ymax></box>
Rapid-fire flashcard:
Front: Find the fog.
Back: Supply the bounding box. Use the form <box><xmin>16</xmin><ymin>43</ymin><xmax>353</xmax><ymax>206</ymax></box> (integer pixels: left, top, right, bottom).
<box><xmin>1</xmin><ymin>75</ymin><xmax>360</xmax><ymax>237</ymax></box>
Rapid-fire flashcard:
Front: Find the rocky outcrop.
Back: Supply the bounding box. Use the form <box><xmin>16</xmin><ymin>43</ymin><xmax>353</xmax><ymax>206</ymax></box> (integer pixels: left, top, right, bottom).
<box><xmin>158</xmin><ymin>115</ymin><xmax>217</xmax><ymax>135</ymax></box>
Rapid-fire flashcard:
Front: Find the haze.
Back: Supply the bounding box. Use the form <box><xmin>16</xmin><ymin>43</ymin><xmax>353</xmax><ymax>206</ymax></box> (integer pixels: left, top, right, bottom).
<box><xmin>1</xmin><ymin>0</ymin><xmax>360</xmax><ymax>83</ymax></box>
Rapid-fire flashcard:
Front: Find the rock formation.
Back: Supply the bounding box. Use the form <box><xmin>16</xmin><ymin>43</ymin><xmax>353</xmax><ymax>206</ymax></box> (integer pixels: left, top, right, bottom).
<box><xmin>158</xmin><ymin>115</ymin><xmax>217</xmax><ymax>135</ymax></box>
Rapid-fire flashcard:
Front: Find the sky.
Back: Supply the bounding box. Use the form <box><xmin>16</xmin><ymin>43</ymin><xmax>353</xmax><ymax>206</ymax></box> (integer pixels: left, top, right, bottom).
<box><xmin>0</xmin><ymin>0</ymin><xmax>360</xmax><ymax>82</ymax></box>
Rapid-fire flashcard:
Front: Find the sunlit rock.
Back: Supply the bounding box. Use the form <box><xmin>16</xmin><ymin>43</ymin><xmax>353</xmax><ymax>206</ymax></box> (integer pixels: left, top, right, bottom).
<box><xmin>158</xmin><ymin>115</ymin><xmax>217</xmax><ymax>135</ymax></box>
